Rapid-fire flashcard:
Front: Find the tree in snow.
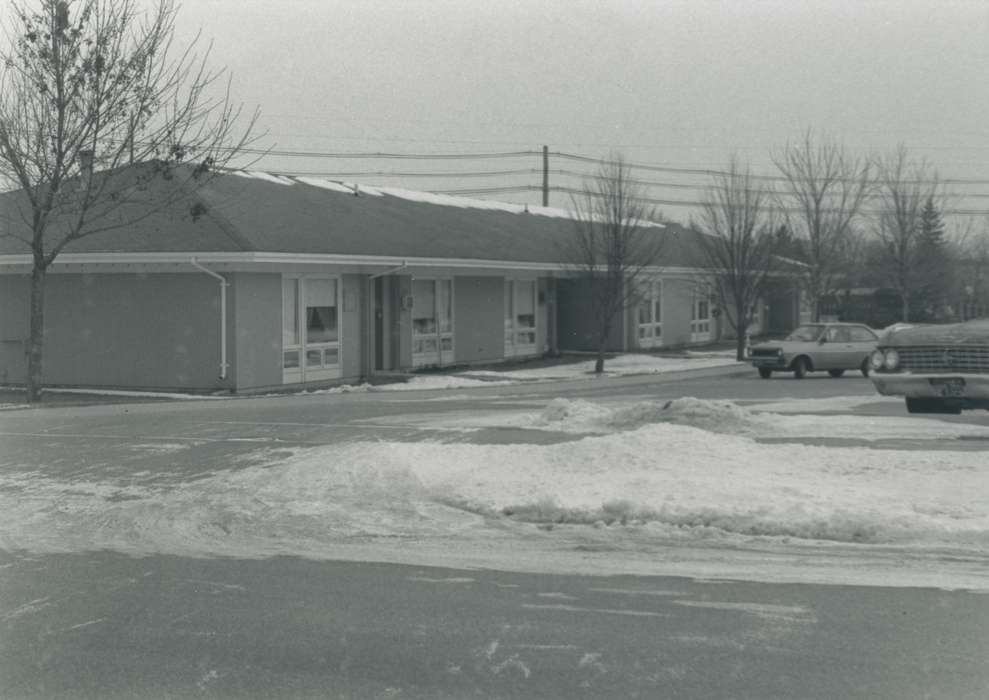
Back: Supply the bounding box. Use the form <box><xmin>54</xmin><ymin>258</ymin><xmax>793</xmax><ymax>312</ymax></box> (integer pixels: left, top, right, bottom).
<box><xmin>0</xmin><ymin>0</ymin><xmax>259</xmax><ymax>402</ymax></box>
<box><xmin>692</xmin><ymin>156</ymin><xmax>779</xmax><ymax>361</ymax></box>
<box><xmin>773</xmin><ymin>130</ymin><xmax>871</xmax><ymax>321</ymax></box>
<box><xmin>559</xmin><ymin>154</ymin><xmax>666</xmax><ymax>374</ymax></box>
<box><xmin>870</xmin><ymin>145</ymin><xmax>943</xmax><ymax>322</ymax></box>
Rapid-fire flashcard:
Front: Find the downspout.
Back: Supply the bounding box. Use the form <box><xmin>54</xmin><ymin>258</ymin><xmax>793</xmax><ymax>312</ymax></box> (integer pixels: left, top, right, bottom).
<box><xmin>365</xmin><ymin>262</ymin><xmax>408</xmax><ymax>379</ymax></box>
<box><xmin>190</xmin><ymin>258</ymin><xmax>229</xmax><ymax>380</ymax></box>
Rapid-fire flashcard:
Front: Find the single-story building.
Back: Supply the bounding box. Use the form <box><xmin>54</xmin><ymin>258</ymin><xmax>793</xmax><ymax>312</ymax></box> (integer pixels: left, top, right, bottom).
<box><xmin>0</xmin><ymin>166</ymin><xmax>799</xmax><ymax>393</ymax></box>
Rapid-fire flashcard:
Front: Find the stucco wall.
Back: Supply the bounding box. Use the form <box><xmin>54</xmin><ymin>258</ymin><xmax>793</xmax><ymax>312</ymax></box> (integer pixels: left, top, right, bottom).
<box><xmin>37</xmin><ymin>272</ymin><xmax>226</xmax><ymax>390</ymax></box>
<box><xmin>231</xmin><ymin>273</ymin><xmax>282</xmax><ymax>390</ymax></box>
<box><xmin>0</xmin><ymin>275</ymin><xmax>29</xmax><ymax>384</ymax></box>
<box><xmin>453</xmin><ymin>276</ymin><xmax>503</xmax><ymax>364</ymax></box>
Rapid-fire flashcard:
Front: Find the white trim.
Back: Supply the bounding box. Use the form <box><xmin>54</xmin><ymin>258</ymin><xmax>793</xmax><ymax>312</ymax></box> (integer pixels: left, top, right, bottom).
<box><xmin>0</xmin><ymin>251</ymin><xmax>706</xmax><ymax>276</ymax></box>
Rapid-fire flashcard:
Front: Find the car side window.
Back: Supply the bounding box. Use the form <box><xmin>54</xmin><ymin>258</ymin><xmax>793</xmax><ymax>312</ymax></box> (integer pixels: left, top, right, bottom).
<box><xmin>849</xmin><ymin>327</ymin><xmax>877</xmax><ymax>342</ymax></box>
<box><xmin>826</xmin><ymin>328</ymin><xmax>840</xmax><ymax>342</ymax></box>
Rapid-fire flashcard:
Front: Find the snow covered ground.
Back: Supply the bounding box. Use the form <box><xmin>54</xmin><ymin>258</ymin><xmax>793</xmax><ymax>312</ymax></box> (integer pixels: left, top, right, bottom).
<box><xmin>1</xmin><ymin>395</ymin><xmax>986</xmax><ymax>591</ymax></box>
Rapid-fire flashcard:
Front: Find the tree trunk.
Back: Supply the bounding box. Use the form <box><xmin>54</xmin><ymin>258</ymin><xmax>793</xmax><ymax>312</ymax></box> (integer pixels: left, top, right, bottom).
<box><xmin>901</xmin><ymin>292</ymin><xmax>910</xmax><ymax>323</ymax></box>
<box><xmin>26</xmin><ymin>263</ymin><xmax>47</xmax><ymax>403</ymax></box>
<box><xmin>594</xmin><ymin>318</ymin><xmax>612</xmax><ymax>374</ymax></box>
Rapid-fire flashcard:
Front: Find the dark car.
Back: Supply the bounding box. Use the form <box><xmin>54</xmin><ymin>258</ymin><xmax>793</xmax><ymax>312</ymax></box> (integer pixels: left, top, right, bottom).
<box><xmin>750</xmin><ymin>323</ymin><xmax>879</xmax><ymax>379</ymax></box>
<box><xmin>869</xmin><ymin>319</ymin><xmax>989</xmax><ymax>414</ymax></box>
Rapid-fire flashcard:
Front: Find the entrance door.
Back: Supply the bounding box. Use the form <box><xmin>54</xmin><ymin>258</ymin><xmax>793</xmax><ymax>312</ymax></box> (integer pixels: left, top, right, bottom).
<box><xmin>504</xmin><ymin>279</ymin><xmax>537</xmax><ymax>357</ymax></box>
<box><xmin>636</xmin><ymin>280</ymin><xmax>662</xmax><ymax>349</ymax></box>
<box><xmin>690</xmin><ymin>288</ymin><xmax>712</xmax><ymax>343</ymax></box>
<box><xmin>411</xmin><ymin>278</ymin><xmax>454</xmax><ymax>368</ymax></box>
<box><xmin>282</xmin><ymin>276</ymin><xmax>342</xmax><ymax>384</ymax></box>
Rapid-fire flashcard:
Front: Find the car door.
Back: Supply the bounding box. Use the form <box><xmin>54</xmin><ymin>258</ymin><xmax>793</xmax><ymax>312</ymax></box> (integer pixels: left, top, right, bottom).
<box><xmin>847</xmin><ymin>326</ymin><xmax>879</xmax><ymax>366</ymax></box>
<box><xmin>817</xmin><ymin>326</ymin><xmax>844</xmax><ymax>369</ymax></box>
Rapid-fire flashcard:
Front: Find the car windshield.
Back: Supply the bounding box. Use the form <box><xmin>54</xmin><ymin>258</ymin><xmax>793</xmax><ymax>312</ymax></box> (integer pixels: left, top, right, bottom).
<box><xmin>785</xmin><ymin>324</ymin><xmax>825</xmax><ymax>342</ymax></box>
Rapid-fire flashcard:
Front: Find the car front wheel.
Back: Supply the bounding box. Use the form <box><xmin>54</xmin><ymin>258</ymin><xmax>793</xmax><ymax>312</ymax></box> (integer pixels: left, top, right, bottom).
<box><xmin>792</xmin><ymin>356</ymin><xmax>809</xmax><ymax>379</ymax></box>
<box><xmin>758</xmin><ymin>367</ymin><xmax>772</xmax><ymax>379</ymax></box>
<box><xmin>860</xmin><ymin>359</ymin><xmax>871</xmax><ymax>377</ymax></box>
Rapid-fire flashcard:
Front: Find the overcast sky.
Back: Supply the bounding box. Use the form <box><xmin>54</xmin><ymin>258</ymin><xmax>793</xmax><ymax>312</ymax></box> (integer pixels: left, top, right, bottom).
<box><xmin>173</xmin><ymin>0</ymin><xmax>989</xmax><ymax>219</ymax></box>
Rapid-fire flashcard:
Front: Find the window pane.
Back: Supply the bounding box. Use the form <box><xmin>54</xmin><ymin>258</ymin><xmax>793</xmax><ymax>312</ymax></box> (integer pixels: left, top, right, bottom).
<box><xmin>324</xmin><ymin>348</ymin><xmax>339</xmax><ymax>365</ymax></box>
<box><xmin>516</xmin><ymin>281</ymin><xmax>535</xmax><ymax>315</ymax></box>
<box><xmin>305</xmin><ymin>278</ymin><xmax>336</xmax><ymax>307</ymax></box>
<box><xmin>437</xmin><ymin>280</ymin><xmax>452</xmax><ymax>333</ymax></box>
<box><xmin>413</xmin><ymin>317</ymin><xmax>437</xmax><ymax>334</ymax></box>
<box><xmin>638</xmin><ymin>305</ymin><xmax>650</xmax><ymax>325</ymax></box>
<box><xmin>306</xmin><ymin>349</ymin><xmax>322</xmax><ymax>367</ymax></box>
<box><xmin>441</xmin><ymin>337</ymin><xmax>453</xmax><ymax>352</ymax></box>
<box><xmin>283</xmin><ymin>350</ymin><xmax>299</xmax><ymax>369</ymax></box>
<box><xmin>307</xmin><ymin>306</ymin><xmax>338</xmax><ymax>343</ymax></box>
<box><xmin>517</xmin><ymin>313</ymin><xmax>535</xmax><ymax>330</ymax></box>
<box><xmin>517</xmin><ymin>331</ymin><xmax>536</xmax><ymax>345</ymax></box>
<box><xmin>413</xmin><ymin>280</ymin><xmax>435</xmax><ymax>322</ymax></box>
<box><xmin>282</xmin><ymin>279</ymin><xmax>299</xmax><ymax>346</ymax></box>
<box><xmin>422</xmin><ymin>338</ymin><xmax>438</xmax><ymax>353</ymax></box>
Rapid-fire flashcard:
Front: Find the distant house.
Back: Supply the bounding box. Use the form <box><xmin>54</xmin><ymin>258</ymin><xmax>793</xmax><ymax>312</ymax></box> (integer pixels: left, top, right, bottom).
<box><xmin>0</xmin><ymin>167</ymin><xmax>799</xmax><ymax>393</ymax></box>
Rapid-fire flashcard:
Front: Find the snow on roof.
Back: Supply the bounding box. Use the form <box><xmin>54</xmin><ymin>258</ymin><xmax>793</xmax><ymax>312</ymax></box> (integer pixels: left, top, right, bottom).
<box><xmin>230</xmin><ymin>169</ymin><xmax>663</xmax><ymax>226</ymax></box>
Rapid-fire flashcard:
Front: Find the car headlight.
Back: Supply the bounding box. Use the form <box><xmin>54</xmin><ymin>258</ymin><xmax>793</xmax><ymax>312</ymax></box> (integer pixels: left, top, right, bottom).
<box><xmin>883</xmin><ymin>349</ymin><xmax>900</xmax><ymax>370</ymax></box>
<box><xmin>869</xmin><ymin>350</ymin><xmax>885</xmax><ymax>370</ymax></box>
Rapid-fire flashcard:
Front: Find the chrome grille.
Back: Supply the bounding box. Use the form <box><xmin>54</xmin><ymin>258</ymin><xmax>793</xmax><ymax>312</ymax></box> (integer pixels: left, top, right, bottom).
<box><xmin>896</xmin><ymin>346</ymin><xmax>989</xmax><ymax>373</ymax></box>
<box><xmin>751</xmin><ymin>348</ymin><xmax>780</xmax><ymax>358</ymax></box>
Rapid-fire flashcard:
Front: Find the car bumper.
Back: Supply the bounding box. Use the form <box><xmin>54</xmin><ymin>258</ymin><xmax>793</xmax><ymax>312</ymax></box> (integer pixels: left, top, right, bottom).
<box><xmin>871</xmin><ymin>373</ymin><xmax>989</xmax><ymax>400</ymax></box>
<box><xmin>751</xmin><ymin>357</ymin><xmax>787</xmax><ymax>369</ymax></box>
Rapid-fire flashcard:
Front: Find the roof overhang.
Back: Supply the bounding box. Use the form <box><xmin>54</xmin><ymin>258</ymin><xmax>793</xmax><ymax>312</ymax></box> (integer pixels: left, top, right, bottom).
<box><xmin>0</xmin><ymin>251</ymin><xmax>704</xmax><ymax>276</ymax></box>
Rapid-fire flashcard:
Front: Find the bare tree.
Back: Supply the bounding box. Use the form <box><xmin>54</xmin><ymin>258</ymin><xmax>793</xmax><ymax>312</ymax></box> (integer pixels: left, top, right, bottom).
<box><xmin>560</xmin><ymin>154</ymin><xmax>666</xmax><ymax>374</ymax></box>
<box><xmin>692</xmin><ymin>157</ymin><xmax>778</xmax><ymax>361</ymax></box>
<box><xmin>871</xmin><ymin>145</ymin><xmax>942</xmax><ymax>322</ymax></box>
<box><xmin>0</xmin><ymin>0</ymin><xmax>259</xmax><ymax>401</ymax></box>
<box><xmin>774</xmin><ymin>130</ymin><xmax>871</xmax><ymax>321</ymax></box>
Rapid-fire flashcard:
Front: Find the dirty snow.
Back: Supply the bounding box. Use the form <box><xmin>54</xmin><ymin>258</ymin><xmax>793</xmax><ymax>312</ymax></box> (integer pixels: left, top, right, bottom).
<box><xmin>1</xmin><ymin>397</ymin><xmax>987</xmax><ymax>590</ymax></box>
<box><xmin>392</xmin><ymin>396</ymin><xmax>989</xmax><ymax>442</ymax></box>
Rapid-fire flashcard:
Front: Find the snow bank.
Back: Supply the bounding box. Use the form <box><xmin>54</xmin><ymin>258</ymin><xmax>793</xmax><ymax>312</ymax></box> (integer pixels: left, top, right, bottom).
<box><xmin>2</xmin><ymin>421</ymin><xmax>986</xmax><ymax>563</ymax></box>
<box><xmin>434</xmin><ymin>396</ymin><xmax>989</xmax><ymax>441</ymax></box>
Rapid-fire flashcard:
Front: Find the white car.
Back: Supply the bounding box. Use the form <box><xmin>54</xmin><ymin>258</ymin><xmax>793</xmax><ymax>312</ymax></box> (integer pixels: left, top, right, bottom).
<box><xmin>869</xmin><ymin>319</ymin><xmax>989</xmax><ymax>414</ymax></box>
<box><xmin>749</xmin><ymin>323</ymin><xmax>879</xmax><ymax>379</ymax></box>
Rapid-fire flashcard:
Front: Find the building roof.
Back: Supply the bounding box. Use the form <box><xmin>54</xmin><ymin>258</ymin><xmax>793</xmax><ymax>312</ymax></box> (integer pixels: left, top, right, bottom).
<box><xmin>0</xmin><ymin>164</ymin><xmax>717</xmax><ymax>269</ymax></box>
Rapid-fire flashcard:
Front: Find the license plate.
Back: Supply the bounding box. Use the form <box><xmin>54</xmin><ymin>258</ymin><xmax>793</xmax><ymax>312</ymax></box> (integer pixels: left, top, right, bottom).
<box><xmin>929</xmin><ymin>377</ymin><xmax>965</xmax><ymax>397</ymax></box>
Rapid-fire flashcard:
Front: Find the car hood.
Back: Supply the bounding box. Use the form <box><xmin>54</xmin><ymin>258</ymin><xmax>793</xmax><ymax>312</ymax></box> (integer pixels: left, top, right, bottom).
<box><xmin>882</xmin><ymin>319</ymin><xmax>989</xmax><ymax>347</ymax></box>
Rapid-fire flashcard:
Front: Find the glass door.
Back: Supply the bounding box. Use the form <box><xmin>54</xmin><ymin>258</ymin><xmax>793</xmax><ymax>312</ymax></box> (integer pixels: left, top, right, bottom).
<box><xmin>282</xmin><ymin>276</ymin><xmax>342</xmax><ymax>383</ymax></box>
<box><xmin>636</xmin><ymin>280</ymin><xmax>662</xmax><ymax>349</ymax></box>
<box><xmin>504</xmin><ymin>279</ymin><xmax>537</xmax><ymax>357</ymax></box>
<box><xmin>412</xmin><ymin>278</ymin><xmax>454</xmax><ymax>367</ymax></box>
<box><xmin>690</xmin><ymin>287</ymin><xmax>712</xmax><ymax>343</ymax></box>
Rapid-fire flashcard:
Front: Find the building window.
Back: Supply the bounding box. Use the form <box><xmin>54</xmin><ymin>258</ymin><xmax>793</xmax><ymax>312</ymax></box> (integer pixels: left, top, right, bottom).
<box><xmin>505</xmin><ymin>279</ymin><xmax>538</xmax><ymax>356</ymax></box>
<box><xmin>636</xmin><ymin>280</ymin><xmax>662</xmax><ymax>348</ymax></box>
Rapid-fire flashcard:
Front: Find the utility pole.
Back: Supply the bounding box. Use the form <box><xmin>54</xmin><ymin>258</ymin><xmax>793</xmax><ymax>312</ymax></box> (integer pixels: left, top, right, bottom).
<box><xmin>542</xmin><ymin>145</ymin><xmax>549</xmax><ymax>207</ymax></box>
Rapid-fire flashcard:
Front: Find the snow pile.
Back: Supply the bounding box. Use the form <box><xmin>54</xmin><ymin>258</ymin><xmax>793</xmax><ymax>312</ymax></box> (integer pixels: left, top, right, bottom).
<box><xmin>462</xmin><ymin>354</ymin><xmax>740</xmax><ymax>382</ymax></box>
<box><xmin>535</xmin><ymin>397</ymin><xmax>772</xmax><ymax>435</ymax></box>
<box><xmin>2</xmin><ymin>422</ymin><xmax>987</xmax><ymax>564</ymax></box>
<box><xmin>430</xmin><ymin>396</ymin><xmax>989</xmax><ymax>441</ymax></box>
